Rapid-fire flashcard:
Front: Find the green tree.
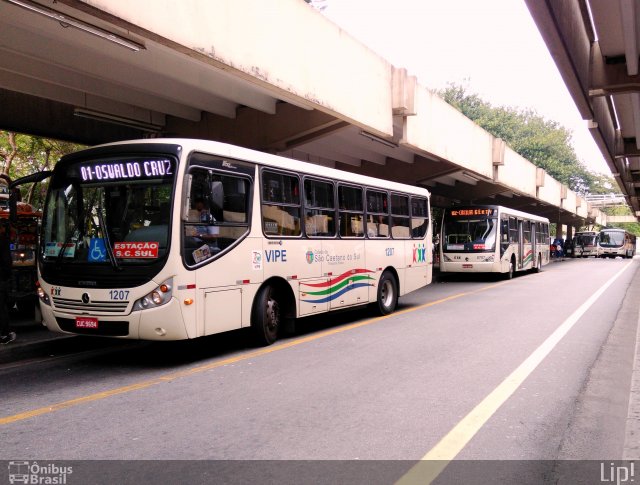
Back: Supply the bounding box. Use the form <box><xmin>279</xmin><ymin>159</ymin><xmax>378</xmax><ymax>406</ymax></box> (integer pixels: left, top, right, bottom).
<box><xmin>439</xmin><ymin>83</ymin><xmax>606</xmax><ymax>196</ymax></box>
<box><xmin>0</xmin><ymin>131</ymin><xmax>85</xmax><ymax>208</ymax></box>
<box><xmin>601</xmin><ymin>205</ymin><xmax>640</xmax><ymax>235</ymax></box>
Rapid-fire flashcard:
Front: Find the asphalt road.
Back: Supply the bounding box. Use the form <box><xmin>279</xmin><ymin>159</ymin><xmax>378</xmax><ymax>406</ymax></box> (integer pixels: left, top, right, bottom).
<box><xmin>1</xmin><ymin>256</ymin><xmax>638</xmax><ymax>484</ymax></box>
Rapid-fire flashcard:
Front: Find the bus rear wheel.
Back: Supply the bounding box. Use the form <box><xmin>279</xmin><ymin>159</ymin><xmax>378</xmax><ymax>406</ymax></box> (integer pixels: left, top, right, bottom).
<box><xmin>375</xmin><ymin>271</ymin><xmax>398</xmax><ymax>315</ymax></box>
<box><xmin>251</xmin><ymin>285</ymin><xmax>280</xmax><ymax>346</ymax></box>
<box><xmin>505</xmin><ymin>258</ymin><xmax>515</xmax><ymax>280</ymax></box>
<box><xmin>533</xmin><ymin>255</ymin><xmax>542</xmax><ymax>273</ymax></box>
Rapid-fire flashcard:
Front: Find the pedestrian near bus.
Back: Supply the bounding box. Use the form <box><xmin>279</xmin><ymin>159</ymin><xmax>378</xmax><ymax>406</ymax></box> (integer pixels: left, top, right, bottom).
<box><xmin>0</xmin><ymin>220</ymin><xmax>15</xmax><ymax>344</ymax></box>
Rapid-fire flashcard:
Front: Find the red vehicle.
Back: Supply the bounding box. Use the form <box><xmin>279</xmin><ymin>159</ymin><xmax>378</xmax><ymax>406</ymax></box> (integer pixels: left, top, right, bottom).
<box><xmin>0</xmin><ymin>177</ymin><xmax>41</xmax><ymax>315</ymax></box>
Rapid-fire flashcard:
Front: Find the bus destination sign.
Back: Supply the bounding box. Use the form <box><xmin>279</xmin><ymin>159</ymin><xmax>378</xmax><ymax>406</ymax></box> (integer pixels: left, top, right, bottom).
<box><xmin>448</xmin><ymin>208</ymin><xmax>495</xmax><ymax>217</ymax></box>
<box><xmin>79</xmin><ymin>159</ymin><xmax>174</xmax><ymax>182</ymax></box>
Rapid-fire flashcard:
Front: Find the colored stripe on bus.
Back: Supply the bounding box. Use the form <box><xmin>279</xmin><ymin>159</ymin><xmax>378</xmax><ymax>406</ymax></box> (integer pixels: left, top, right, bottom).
<box><xmin>301</xmin><ymin>282</ymin><xmax>374</xmax><ymax>304</ymax></box>
<box><xmin>301</xmin><ymin>269</ymin><xmax>374</xmax><ymax>288</ymax></box>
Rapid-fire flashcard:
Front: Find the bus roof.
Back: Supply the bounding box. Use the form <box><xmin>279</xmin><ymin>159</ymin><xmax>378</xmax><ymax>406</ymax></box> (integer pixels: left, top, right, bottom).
<box><xmin>59</xmin><ymin>138</ymin><xmax>431</xmax><ymax>198</ymax></box>
<box><xmin>445</xmin><ymin>204</ymin><xmax>550</xmax><ymax>223</ymax></box>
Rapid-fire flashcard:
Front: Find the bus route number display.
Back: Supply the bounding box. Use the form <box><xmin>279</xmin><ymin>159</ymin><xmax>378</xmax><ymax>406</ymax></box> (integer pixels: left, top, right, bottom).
<box><xmin>79</xmin><ymin>159</ymin><xmax>174</xmax><ymax>182</ymax></box>
<box><xmin>448</xmin><ymin>208</ymin><xmax>495</xmax><ymax>217</ymax></box>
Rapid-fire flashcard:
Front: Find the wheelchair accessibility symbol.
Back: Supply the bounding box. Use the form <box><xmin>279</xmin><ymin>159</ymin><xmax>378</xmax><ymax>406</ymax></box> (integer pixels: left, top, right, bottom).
<box><xmin>88</xmin><ymin>238</ymin><xmax>107</xmax><ymax>262</ymax></box>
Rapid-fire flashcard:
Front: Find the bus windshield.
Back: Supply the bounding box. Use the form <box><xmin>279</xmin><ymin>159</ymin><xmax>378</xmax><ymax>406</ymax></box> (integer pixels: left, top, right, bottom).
<box><xmin>443</xmin><ymin>217</ymin><xmax>497</xmax><ymax>251</ymax></box>
<box><xmin>599</xmin><ymin>231</ymin><xmax>624</xmax><ymax>247</ymax></box>
<box><xmin>576</xmin><ymin>234</ymin><xmax>596</xmax><ymax>246</ymax></box>
<box><xmin>42</xmin><ymin>157</ymin><xmax>176</xmax><ymax>268</ymax></box>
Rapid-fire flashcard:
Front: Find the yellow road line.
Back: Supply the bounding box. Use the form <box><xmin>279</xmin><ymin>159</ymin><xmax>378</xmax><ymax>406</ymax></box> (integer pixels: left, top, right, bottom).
<box><xmin>1</xmin><ymin>279</ymin><xmax>507</xmax><ymax>426</ymax></box>
<box><xmin>397</xmin><ymin>261</ymin><xmax>634</xmax><ymax>485</ymax></box>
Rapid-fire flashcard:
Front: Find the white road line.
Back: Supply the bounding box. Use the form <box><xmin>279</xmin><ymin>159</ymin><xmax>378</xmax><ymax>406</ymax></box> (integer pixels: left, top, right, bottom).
<box><xmin>398</xmin><ymin>260</ymin><xmax>635</xmax><ymax>485</ymax></box>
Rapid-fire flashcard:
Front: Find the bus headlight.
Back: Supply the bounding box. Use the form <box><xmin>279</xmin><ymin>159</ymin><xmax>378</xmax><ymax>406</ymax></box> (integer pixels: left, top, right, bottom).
<box><xmin>482</xmin><ymin>255</ymin><xmax>495</xmax><ymax>262</ymax></box>
<box><xmin>37</xmin><ymin>285</ymin><xmax>51</xmax><ymax>306</ymax></box>
<box><xmin>133</xmin><ymin>278</ymin><xmax>173</xmax><ymax>311</ymax></box>
<box><xmin>443</xmin><ymin>254</ymin><xmax>453</xmax><ymax>262</ymax></box>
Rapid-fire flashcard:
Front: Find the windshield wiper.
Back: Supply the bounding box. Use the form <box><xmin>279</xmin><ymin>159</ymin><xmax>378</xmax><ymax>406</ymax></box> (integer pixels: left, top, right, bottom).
<box><xmin>97</xmin><ymin>197</ymin><xmax>122</xmax><ymax>271</ymax></box>
<box><xmin>55</xmin><ymin>200</ymin><xmax>81</xmax><ymax>267</ymax></box>
<box><xmin>55</xmin><ymin>229</ymin><xmax>77</xmax><ymax>268</ymax></box>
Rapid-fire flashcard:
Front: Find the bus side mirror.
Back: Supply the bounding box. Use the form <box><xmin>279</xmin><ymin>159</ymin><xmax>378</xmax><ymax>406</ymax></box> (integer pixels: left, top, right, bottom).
<box><xmin>8</xmin><ymin>170</ymin><xmax>54</xmax><ymax>223</ymax></box>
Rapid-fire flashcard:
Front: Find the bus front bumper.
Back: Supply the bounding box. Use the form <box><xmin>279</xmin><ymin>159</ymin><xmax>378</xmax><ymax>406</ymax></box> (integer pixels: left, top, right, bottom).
<box><xmin>439</xmin><ymin>260</ymin><xmax>502</xmax><ymax>273</ymax></box>
<box><xmin>41</xmin><ymin>298</ymin><xmax>189</xmax><ymax>340</ymax></box>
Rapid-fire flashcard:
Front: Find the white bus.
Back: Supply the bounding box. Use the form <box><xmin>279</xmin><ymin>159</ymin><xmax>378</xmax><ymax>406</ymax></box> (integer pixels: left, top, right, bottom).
<box><xmin>597</xmin><ymin>227</ymin><xmax>636</xmax><ymax>258</ymax></box>
<box><xmin>439</xmin><ymin>205</ymin><xmax>550</xmax><ymax>278</ymax></box>
<box><xmin>15</xmin><ymin>139</ymin><xmax>432</xmax><ymax>345</ymax></box>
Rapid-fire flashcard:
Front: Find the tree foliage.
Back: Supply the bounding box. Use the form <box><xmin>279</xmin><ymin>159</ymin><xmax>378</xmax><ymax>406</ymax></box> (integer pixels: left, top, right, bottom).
<box><xmin>600</xmin><ymin>205</ymin><xmax>640</xmax><ymax>235</ymax></box>
<box><xmin>439</xmin><ymin>83</ymin><xmax>615</xmax><ymax>196</ymax></box>
<box><xmin>0</xmin><ymin>131</ymin><xmax>85</xmax><ymax>208</ymax></box>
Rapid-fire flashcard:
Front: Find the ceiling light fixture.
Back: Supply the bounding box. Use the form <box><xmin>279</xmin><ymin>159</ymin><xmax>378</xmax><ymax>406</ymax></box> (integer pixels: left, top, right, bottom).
<box><xmin>4</xmin><ymin>0</ymin><xmax>145</xmax><ymax>51</ymax></box>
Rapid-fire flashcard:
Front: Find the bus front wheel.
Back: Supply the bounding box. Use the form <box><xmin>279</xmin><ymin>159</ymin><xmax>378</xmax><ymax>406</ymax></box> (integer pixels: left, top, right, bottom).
<box><xmin>251</xmin><ymin>285</ymin><xmax>280</xmax><ymax>346</ymax></box>
<box><xmin>375</xmin><ymin>271</ymin><xmax>398</xmax><ymax>315</ymax></box>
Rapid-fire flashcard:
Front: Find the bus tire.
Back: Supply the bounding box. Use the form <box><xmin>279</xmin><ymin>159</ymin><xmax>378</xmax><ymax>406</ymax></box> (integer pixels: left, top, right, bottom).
<box><xmin>251</xmin><ymin>285</ymin><xmax>280</xmax><ymax>346</ymax></box>
<box><xmin>505</xmin><ymin>257</ymin><xmax>515</xmax><ymax>280</ymax></box>
<box><xmin>533</xmin><ymin>255</ymin><xmax>542</xmax><ymax>273</ymax></box>
<box><xmin>375</xmin><ymin>271</ymin><xmax>398</xmax><ymax>315</ymax></box>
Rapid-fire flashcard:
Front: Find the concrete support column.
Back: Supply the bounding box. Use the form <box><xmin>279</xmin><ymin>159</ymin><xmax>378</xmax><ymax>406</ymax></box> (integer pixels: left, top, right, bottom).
<box><xmin>554</xmin><ymin>215</ymin><xmax>563</xmax><ymax>238</ymax></box>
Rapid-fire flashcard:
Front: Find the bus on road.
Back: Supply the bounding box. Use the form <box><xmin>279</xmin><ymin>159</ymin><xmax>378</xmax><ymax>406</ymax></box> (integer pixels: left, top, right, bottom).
<box><xmin>439</xmin><ymin>205</ymin><xmax>550</xmax><ymax>278</ymax></box>
<box><xmin>12</xmin><ymin>139</ymin><xmax>432</xmax><ymax>345</ymax></box>
<box><xmin>571</xmin><ymin>231</ymin><xmax>598</xmax><ymax>258</ymax></box>
<box><xmin>597</xmin><ymin>227</ymin><xmax>636</xmax><ymax>258</ymax></box>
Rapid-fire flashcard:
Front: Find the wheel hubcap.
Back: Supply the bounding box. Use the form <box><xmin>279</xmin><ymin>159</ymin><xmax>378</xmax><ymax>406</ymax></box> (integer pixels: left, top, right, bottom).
<box><xmin>266</xmin><ymin>296</ymin><xmax>279</xmax><ymax>332</ymax></box>
<box><xmin>381</xmin><ymin>281</ymin><xmax>392</xmax><ymax>307</ymax></box>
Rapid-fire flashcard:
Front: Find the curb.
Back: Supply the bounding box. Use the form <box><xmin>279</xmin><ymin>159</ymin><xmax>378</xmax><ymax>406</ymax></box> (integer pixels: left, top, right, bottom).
<box><xmin>0</xmin><ymin>333</ymin><xmax>77</xmax><ymax>364</ymax></box>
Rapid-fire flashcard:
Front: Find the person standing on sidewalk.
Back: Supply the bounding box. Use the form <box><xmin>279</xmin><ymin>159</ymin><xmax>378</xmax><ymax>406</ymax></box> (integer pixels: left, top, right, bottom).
<box><xmin>0</xmin><ymin>219</ymin><xmax>15</xmax><ymax>344</ymax></box>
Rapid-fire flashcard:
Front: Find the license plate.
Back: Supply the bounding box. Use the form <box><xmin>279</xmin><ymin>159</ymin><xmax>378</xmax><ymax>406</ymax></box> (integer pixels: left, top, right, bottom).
<box><xmin>76</xmin><ymin>317</ymin><xmax>98</xmax><ymax>329</ymax></box>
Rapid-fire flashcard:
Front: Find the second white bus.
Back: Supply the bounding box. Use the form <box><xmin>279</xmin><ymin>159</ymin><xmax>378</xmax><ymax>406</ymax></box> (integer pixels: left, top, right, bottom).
<box><xmin>439</xmin><ymin>205</ymin><xmax>550</xmax><ymax>278</ymax></box>
<box><xmin>597</xmin><ymin>228</ymin><xmax>636</xmax><ymax>258</ymax></box>
<box><xmin>18</xmin><ymin>139</ymin><xmax>433</xmax><ymax>345</ymax></box>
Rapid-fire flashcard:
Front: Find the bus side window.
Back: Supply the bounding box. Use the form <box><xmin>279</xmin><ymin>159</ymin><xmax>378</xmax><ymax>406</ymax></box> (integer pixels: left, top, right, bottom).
<box><xmin>410</xmin><ymin>197</ymin><xmax>428</xmax><ymax>238</ymax></box>
<box><xmin>338</xmin><ymin>185</ymin><xmax>364</xmax><ymax>238</ymax></box>
<box><xmin>523</xmin><ymin>221</ymin><xmax>531</xmax><ymax>243</ymax></box>
<box><xmin>183</xmin><ymin>168</ymin><xmax>251</xmax><ymax>266</ymax></box>
<box><xmin>508</xmin><ymin>217</ymin><xmax>518</xmax><ymax>243</ymax></box>
<box><xmin>501</xmin><ymin>219</ymin><xmax>509</xmax><ymax>243</ymax></box>
<box><xmin>261</xmin><ymin>170</ymin><xmax>301</xmax><ymax>237</ymax></box>
<box><xmin>365</xmin><ymin>189</ymin><xmax>389</xmax><ymax>238</ymax></box>
<box><xmin>303</xmin><ymin>178</ymin><xmax>335</xmax><ymax>237</ymax></box>
<box><xmin>390</xmin><ymin>194</ymin><xmax>410</xmax><ymax>239</ymax></box>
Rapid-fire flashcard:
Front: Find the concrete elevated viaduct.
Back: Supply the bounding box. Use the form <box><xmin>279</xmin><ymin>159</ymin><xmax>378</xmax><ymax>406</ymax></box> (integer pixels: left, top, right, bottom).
<box><xmin>0</xmin><ymin>0</ymin><xmax>613</xmax><ymax>234</ymax></box>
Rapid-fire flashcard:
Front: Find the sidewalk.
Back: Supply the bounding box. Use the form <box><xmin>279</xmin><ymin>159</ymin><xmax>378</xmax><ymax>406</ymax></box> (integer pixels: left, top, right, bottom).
<box><xmin>0</xmin><ymin>310</ymin><xmax>75</xmax><ymax>364</ymax></box>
